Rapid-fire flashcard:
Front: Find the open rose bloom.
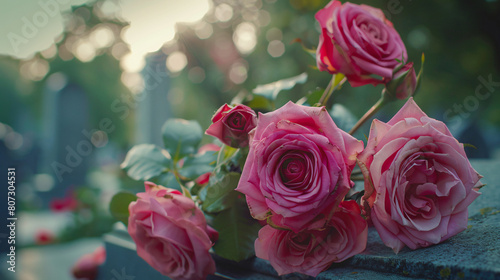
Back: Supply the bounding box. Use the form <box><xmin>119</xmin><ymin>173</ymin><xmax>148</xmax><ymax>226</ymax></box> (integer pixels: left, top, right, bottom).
<box><xmin>316</xmin><ymin>0</ymin><xmax>407</xmax><ymax>87</ymax></box>
<box><xmin>358</xmin><ymin>98</ymin><xmax>482</xmax><ymax>253</ymax></box>
<box><xmin>128</xmin><ymin>182</ymin><xmax>218</xmax><ymax>280</ymax></box>
<box><xmin>236</xmin><ymin>102</ymin><xmax>363</xmax><ymax>232</ymax></box>
<box><xmin>255</xmin><ymin>201</ymin><xmax>367</xmax><ymax>277</ymax></box>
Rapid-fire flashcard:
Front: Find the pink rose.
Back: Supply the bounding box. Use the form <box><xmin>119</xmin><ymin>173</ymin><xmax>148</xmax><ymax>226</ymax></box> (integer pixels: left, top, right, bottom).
<box><xmin>316</xmin><ymin>0</ymin><xmax>407</xmax><ymax>87</ymax></box>
<box><xmin>255</xmin><ymin>201</ymin><xmax>367</xmax><ymax>276</ymax></box>
<box><xmin>205</xmin><ymin>104</ymin><xmax>257</xmax><ymax>148</ymax></box>
<box><xmin>236</xmin><ymin>102</ymin><xmax>363</xmax><ymax>232</ymax></box>
<box><xmin>71</xmin><ymin>246</ymin><xmax>106</xmax><ymax>280</ymax></box>
<box><xmin>358</xmin><ymin>98</ymin><xmax>482</xmax><ymax>253</ymax></box>
<box><xmin>128</xmin><ymin>182</ymin><xmax>218</xmax><ymax>280</ymax></box>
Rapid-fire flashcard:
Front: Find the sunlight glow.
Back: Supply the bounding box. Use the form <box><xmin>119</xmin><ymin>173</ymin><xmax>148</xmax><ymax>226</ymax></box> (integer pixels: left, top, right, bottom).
<box><xmin>118</xmin><ymin>0</ymin><xmax>211</xmax><ymax>72</ymax></box>
<box><xmin>121</xmin><ymin>53</ymin><xmax>146</xmax><ymax>75</ymax></box>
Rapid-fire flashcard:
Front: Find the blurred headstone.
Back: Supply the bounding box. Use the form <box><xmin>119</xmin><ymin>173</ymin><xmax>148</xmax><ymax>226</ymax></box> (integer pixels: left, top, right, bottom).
<box><xmin>39</xmin><ymin>78</ymin><xmax>90</xmax><ymax>203</ymax></box>
<box><xmin>135</xmin><ymin>52</ymin><xmax>172</xmax><ymax>146</ymax></box>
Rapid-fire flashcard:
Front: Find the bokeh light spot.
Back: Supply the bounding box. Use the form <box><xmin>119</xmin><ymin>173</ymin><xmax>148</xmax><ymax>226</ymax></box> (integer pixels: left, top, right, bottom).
<box><xmin>233</xmin><ymin>22</ymin><xmax>257</xmax><ymax>55</ymax></box>
<box><xmin>166</xmin><ymin>51</ymin><xmax>188</xmax><ymax>73</ymax></box>
<box><xmin>267</xmin><ymin>40</ymin><xmax>285</xmax><ymax>57</ymax></box>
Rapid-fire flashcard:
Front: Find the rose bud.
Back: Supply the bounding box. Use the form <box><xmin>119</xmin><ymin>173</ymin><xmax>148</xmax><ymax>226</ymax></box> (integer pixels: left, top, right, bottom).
<box><xmin>358</xmin><ymin>98</ymin><xmax>482</xmax><ymax>253</ymax></box>
<box><xmin>205</xmin><ymin>104</ymin><xmax>257</xmax><ymax>148</ymax></box>
<box><xmin>385</xmin><ymin>62</ymin><xmax>417</xmax><ymax>100</ymax></box>
<box><xmin>316</xmin><ymin>0</ymin><xmax>407</xmax><ymax>87</ymax></box>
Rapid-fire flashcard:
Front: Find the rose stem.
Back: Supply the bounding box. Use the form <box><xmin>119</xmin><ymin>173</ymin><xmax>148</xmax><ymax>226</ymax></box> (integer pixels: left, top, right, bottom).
<box><xmin>350</xmin><ymin>175</ymin><xmax>365</xmax><ymax>181</ymax></box>
<box><xmin>349</xmin><ymin>90</ymin><xmax>391</xmax><ymax>135</ymax></box>
<box><xmin>318</xmin><ymin>74</ymin><xmax>346</xmax><ymax>107</ymax></box>
<box><xmin>350</xmin><ymin>169</ymin><xmax>363</xmax><ymax>176</ymax></box>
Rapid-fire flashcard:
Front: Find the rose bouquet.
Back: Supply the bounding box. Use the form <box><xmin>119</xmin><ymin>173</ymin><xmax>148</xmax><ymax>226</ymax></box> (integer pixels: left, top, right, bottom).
<box><xmin>110</xmin><ymin>1</ymin><xmax>483</xmax><ymax>279</ymax></box>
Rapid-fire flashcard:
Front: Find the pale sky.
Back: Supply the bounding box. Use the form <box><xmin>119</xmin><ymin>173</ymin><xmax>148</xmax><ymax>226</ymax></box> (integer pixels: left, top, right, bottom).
<box><xmin>0</xmin><ymin>0</ymin><xmax>91</xmax><ymax>59</ymax></box>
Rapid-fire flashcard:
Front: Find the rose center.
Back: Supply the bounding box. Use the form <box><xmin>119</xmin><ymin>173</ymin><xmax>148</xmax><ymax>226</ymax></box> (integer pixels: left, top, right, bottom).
<box><xmin>402</xmin><ymin>158</ymin><xmax>438</xmax><ymax>217</ymax></box>
<box><xmin>280</xmin><ymin>158</ymin><xmax>306</xmax><ymax>182</ymax></box>
<box><xmin>227</xmin><ymin>112</ymin><xmax>246</xmax><ymax>130</ymax></box>
<box><xmin>290</xmin><ymin>231</ymin><xmax>311</xmax><ymax>250</ymax></box>
<box><xmin>355</xmin><ymin>17</ymin><xmax>389</xmax><ymax>47</ymax></box>
<box><xmin>278</xmin><ymin>152</ymin><xmax>310</xmax><ymax>189</ymax></box>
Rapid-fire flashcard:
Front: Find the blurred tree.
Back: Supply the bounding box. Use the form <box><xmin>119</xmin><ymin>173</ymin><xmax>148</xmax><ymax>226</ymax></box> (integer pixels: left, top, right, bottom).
<box><xmin>168</xmin><ymin>0</ymin><xmax>500</xmax><ymax>130</ymax></box>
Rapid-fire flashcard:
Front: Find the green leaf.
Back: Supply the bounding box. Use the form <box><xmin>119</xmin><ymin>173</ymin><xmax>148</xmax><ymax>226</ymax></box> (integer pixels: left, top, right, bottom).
<box><xmin>306</xmin><ymin>88</ymin><xmax>324</xmax><ymax>105</ymax></box>
<box><xmin>215</xmin><ymin>145</ymin><xmax>245</xmax><ymax>172</ymax></box>
<box><xmin>415</xmin><ymin>53</ymin><xmax>425</xmax><ymax>96</ymax></box>
<box><xmin>246</xmin><ymin>95</ymin><xmax>273</xmax><ymax>110</ymax></box>
<box><xmin>178</xmin><ymin>151</ymin><xmax>218</xmax><ymax>180</ymax></box>
<box><xmin>252</xmin><ymin>72</ymin><xmax>308</xmax><ymax>101</ymax></box>
<box><xmin>212</xmin><ymin>198</ymin><xmax>261</xmax><ymax>261</ymax></box>
<box><xmin>162</xmin><ymin>119</ymin><xmax>202</xmax><ymax>161</ymax></box>
<box><xmin>180</xmin><ymin>185</ymin><xmax>192</xmax><ymax>200</ymax></box>
<box><xmin>109</xmin><ymin>192</ymin><xmax>137</xmax><ymax>226</ymax></box>
<box><xmin>329</xmin><ymin>103</ymin><xmax>357</xmax><ymax>132</ymax></box>
<box><xmin>205</xmin><ymin>191</ymin><xmax>239</xmax><ymax>213</ymax></box>
<box><xmin>200</xmin><ymin>172</ymin><xmax>241</xmax><ymax>213</ymax></box>
<box><xmin>215</xmin><ymin>145</ymin><xmax>238</xmax><ymax>167</ymax></box>
<box><xmin>296</xmin><ymin>88</ymin><xmax>324</xmax><ymax>106</ymax></box>
<box><xmin>190</xmin><ymin>184</ymin><xmax>203</xmax><ymax>196</ymax></box>
<box><xmin>121</xmin><ymin>144</ymin><xmax>172</xmax><ymax>181</ymax></box>
<box><xmin>150</xmin><ymin>172</ymin><xmax>181</xmax><ymax>191</ymax></box>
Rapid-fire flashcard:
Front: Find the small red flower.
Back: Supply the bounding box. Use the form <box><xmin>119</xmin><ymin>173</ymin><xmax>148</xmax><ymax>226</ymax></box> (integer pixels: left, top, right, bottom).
<box><xmin>71</xmin><ymin>246</ymin><xmax>106</xmax><ymax>280</ymax></box>
<box><xmin>35</xmin><ymin>229</ymin><xmax>54</xmax><ymax>245</ymax></box>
